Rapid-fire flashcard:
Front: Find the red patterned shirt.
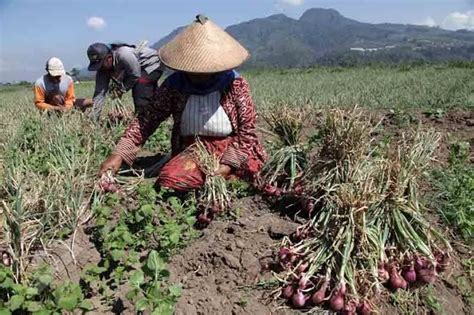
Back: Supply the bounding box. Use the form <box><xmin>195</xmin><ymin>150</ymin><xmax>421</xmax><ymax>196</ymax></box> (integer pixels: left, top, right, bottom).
<box><xmin>114</xmin><ymin>76</ymin><xmax>267</xmax><ymax>175</ymax></box>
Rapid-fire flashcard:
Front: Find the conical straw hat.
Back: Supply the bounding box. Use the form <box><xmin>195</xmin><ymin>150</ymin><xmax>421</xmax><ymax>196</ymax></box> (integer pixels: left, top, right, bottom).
<box><xmin>159</xmin><ymin>15</ymin><xmax>250</xmax><ymax>73</ymax></box>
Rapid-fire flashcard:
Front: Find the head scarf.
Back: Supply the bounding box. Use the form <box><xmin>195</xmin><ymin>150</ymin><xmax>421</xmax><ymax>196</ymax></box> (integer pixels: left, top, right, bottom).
<box><xmin>164</xmin><ymin>70</ymin><xmax>240</xmax><ymax>95</ymax></box>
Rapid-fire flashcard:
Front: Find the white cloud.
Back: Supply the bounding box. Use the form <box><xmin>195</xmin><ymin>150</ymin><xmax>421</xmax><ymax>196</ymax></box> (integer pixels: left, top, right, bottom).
<box><xmin>86</xmin><ymin>16</ymin><xmax>106</xmax><ymax>30</ymax></box>
<box><xmin>441</xmin><ymin>11</ymin><xmax>474</xmax><ymax>30</ymax></box>
<box><xmin>418</xmin><ymin>17</ymin><xmax>437</xmax><ymax>28</ymax></box>
<box><xmin>278</xmin><ymin>0</ymin><xmax>304</xmax><ymax>6</ymax></box>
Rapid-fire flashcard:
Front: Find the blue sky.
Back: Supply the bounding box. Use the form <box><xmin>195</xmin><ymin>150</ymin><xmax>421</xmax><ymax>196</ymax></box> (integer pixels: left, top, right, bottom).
<box><xmin>0</xmin><ymin>0</ymin><xmax>473</xmax><ymax>82</ymax></box>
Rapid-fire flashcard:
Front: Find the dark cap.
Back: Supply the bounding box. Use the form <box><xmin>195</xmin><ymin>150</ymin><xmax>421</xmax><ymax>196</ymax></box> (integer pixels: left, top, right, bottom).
<box><xmin>87</xmin><ymin>43</ymin><xmax>111</xmax><ymax>71</ymax></box>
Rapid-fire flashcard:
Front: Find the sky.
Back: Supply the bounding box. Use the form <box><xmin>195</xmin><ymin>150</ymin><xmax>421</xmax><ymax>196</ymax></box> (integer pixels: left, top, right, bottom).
<box><xmin>0</xmin><ymin>0</ymin><xmax>473</xmax><ymax>82</ymax></box>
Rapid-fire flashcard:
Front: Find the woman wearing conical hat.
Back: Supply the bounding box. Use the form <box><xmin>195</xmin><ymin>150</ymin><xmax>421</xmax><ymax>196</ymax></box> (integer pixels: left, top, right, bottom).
<box><xmin>99</xmin><ymin>15</ymin><xmax>267</xmax><ymax>191</ymax></box>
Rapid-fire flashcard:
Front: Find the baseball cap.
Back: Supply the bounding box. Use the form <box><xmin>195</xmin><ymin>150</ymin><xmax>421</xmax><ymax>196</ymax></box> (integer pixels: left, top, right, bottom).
<box><xmin>46</xmin><ymin>57</ymin><xmax>65</xmax><ymax>76</ymax></box>
<box><xmin>87</xmin><ymin>43</ymin><xmax>111</xmax><ymax>71</ymax></box>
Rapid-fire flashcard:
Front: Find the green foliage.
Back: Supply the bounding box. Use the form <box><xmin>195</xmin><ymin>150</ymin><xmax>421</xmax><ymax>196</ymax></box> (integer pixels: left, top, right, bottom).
<box><xmin>433</xmin><ymin>141</ymin><xmax>474</xmax><ymax>243</ymax></box>
<box><xmin>126</xmin><ymin>250</ymin><xmax>181</xmax><ymax>314</ymax></box>
<box><xmin>0</xmin><ymin>265</ymin><xmax>92</xmax><ymax>313</ymax></box>
<box><xmin>86</xmin><ymin>184</ymin><xmax>198</xmax><ymax>313</ymax></box>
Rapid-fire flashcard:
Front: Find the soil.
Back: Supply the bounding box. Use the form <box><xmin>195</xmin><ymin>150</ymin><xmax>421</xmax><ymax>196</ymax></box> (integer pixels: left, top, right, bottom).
<box><xmin>168</xmin><ymin>196</ymin><xmax>301</xmax><ymax>315</ymax></box>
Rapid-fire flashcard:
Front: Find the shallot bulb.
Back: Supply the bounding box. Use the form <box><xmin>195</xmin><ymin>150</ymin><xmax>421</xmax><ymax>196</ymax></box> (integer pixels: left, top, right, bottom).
<box><xmin>210</xmin><ymin>202</ymin><xmax>222</xmax><ymax>214</ymax></box>
<box><xmin>298</xmin><ymin>275</ymin><xmax>310</xmax><ymax>290</ymax></box>
<box><xmin>402</xmin><ymin>265</ymin><xmax>417</xmax><ymax>284</ymax></box>
<box><xmin>301</xmin><ymin>197</ymin><xmax>315</xmax><ymax>214</ymax></box>
<box><xmin>329</xmin><ymin>283</ymin><xmax>346</xmax><ymax>311</ymax></box>
<box><xmin>311</xmin><ymin>279</ymin><xmax>329</xmax><ymax>305</ymax></box>
<box><xmin>197</xmin><ymin>213</ymin><xmax>212</xmax><ymax>225</ymax></box>
<box><xmin>357</xmin><ymin>300</ymin><xmax>374</xmax><ymax>315</ymax></box>
<box><xmin>281</xmin><ymin>284</ymin><xmax>294</xmax><ymax>300</ymax></box>
<box><xmin>415</xmin><ymin>255</ymin><xmax>428</xmax><ymax>271</ymax></box>
<box><xmin>291</xmin><ymin>289</ymin><xmax>307</xmax><ymax>308</ymax></box>
<box><xmin>98</xmin><ymin>172</ymin><xmax>118</xmax><ymax>193</ymax></box>
<box><xmin>1</xmin><ymin>252</ymin><xmax>11</xmax><ymax>267</ymax></box>
<box><xmin>342</xmin><ymin>299</ymin><xmax>358</xmax><ymax>315</ymax></box>
<box><xmin>389</xmin><ymin>265</ymin><xmax>407</xmax><ymax>290</ymax></box>
<box><xmin>378</xmin><ymin>264</ymin><xmax>389</xmax><ymax>283</ymax></box>
<box><xmin>263</xmin><ymin>184</ymin><xmax>281</xmax><ymax>197</ymax></box>
<box><xmin>296</xmin><ymin>262</ymin><xmax>309</xmax><ymax>274</ymax></box>
<box><xmin>417</xmin><ymin>268</ymin><xmax>437</xmax><ymax>284</ymax></box>
<box><xmin>435</xmin><ymin>252</ymin><xmax>450</xmax><ymax>272</ymax></box>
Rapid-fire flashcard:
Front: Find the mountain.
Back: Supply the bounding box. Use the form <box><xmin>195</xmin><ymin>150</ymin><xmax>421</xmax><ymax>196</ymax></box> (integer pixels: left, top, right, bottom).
<box><xmin>152</xmin><ymin>8</ymin><xmax>474</xmax><ymax>67</ymax></box>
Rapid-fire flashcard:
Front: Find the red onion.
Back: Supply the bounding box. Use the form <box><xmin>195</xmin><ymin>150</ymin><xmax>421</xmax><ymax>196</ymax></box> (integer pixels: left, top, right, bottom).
<box><xmin>389</xmin><ymin>265</ymin><xmax>407</xmax><ymax>290</ymax></box>
<box><xmin>210</xmin><ymin>202</ymin><xmax>222</xmax><ymax>214</ymax></box>
<box><xmin>311</xmin><ymin>279</ymin><xmax>329</xmax><ymax>305</ymax></box>
<box><xmin>402</xmin><ymin>265</ymin><xmax>417</xmax><ymax>284</ymax></box>
<box><xmin>378</xmin><ymin>264</ymin><xmax>389</xmax><ymax>283</ymax></box>
<box><xmin>435</xmin><ymin>252</ymin><xmax>449</xmax><ymax>272</ymax></box>
<box><xmin>298</xmin><ymin>275</ymin><xmax>310</xmax><ymax>290</ymax></box>
<box><xmin>2</xmin><ymin>252</ymin><xmax>11</xmax><ymax>267</ymax></box>
<box><xmin>329</xmin><ymin>283</ymin><xmax>346</xmax><ymax>311</ymax></box>
<box><xmin>197</xmin><ymin>213</ymin><xmax>211</xmax><ymax>225</ymax></box>
<box><xmin>293</xmin><ymin>184</ymin><xmax>304</xmax><ymax>195</ymax></box>
<box><xmin>291</xmin><ymin>290</ymin><xmax>307</xmax><ymax>308</ymax></box>
<box><xmin>98</xmin><ymin>175</ymin><xmax>118</xmax><ymax>193</ymax></box>
<box><xmin>417</xmin><ymin>268</ymin><xmax>437</xmax><ymax>284</ymax></box>
<box><xmin>342</xmin><ymin>299</ymin><xmax>357</xmax><ymax>315</ymax></box>
<box><xmin>357</xmin><ymin>300</ymin><xmax>374</xmax><ymax>315</ymax></box>
<box><xmin>415</xmin><ymin>256</ymin><xmax>427</xmax><ymax>271</ymax></box>
<box><xmin>263</xmin><ymin>184</ymin><xmax>281</xmax><ymax>197</ymax></box>
<box><xmin>296</xmin><ymin>262</ymin><xmax>309</xmax><ymax>274</ymax></box>
<box><xmin>281</xmin><ymin>285</ymin><xmax>294</xmax><ymax>300</ymax></box>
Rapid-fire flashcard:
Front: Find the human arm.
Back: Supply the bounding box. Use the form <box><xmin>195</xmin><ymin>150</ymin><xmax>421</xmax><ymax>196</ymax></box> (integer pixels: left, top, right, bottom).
<box><xmin>63</xmin><ymin>81</ymin><xmax>75</xmax><ymax>109</ymax></box>
<box><xmin>34</xmin><ymin>85</ymin><xmax>65</xmax><ymax>111</ymax></box>
<box><xmin>105</xmin><ymin>85</ymin><xmax>178</xmax><ymax>169</ymax></box>
<box><xmin>219</xmin><ymin>78</ymin><xmax>260</xmax><ymax>170</ymax></box>
<box><xmin>91</xmin><ymin>70</ymin><xmax>110</xmax><ymax>121</ymax></box>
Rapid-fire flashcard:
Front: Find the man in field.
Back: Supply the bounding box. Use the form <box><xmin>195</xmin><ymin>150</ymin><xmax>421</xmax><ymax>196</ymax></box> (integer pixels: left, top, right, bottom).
<box><xmin>86</xmin><ymin>42</ymin><xmax>163</xmax><ymax>121</ymax></box>
<box><xmin>34</xmin><ymin>57</ymin><xmax>75</xmax><ymax>112</ymax></box>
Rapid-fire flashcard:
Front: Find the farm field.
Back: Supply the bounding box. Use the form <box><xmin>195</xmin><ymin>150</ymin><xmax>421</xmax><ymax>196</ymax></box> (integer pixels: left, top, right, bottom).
<box><xmin>0</xmin><ymin>64</ymin><xmax>473</xmax><ymax>314</ymax></box>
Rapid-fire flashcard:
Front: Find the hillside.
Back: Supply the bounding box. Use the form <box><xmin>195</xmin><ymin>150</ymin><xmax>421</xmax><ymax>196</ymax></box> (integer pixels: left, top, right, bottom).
<box><xmin>152</xmin><ymin>8</ymin><xmax>474</xmax><ymax>67</ymax></box>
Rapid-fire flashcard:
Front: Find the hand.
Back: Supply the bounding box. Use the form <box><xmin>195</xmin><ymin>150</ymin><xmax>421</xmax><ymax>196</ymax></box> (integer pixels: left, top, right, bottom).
<box><xmin>213</xmin><ymin>164</ymin><xmax>232</xmax><ymax>177</ymax></box>
<box><xmin>99</xmin><ymin>154</ymin><xmax>123</xmax><ymax>176</ymax></box>
<box><xmin>54</xmin><ymin>105</ymin><xmax>67</xmax><ymax>112</ymax></box>
<box><xmin>75</xmin><ymin>98</ymin><xmax>94</xmax><ymax>111</ymax></box>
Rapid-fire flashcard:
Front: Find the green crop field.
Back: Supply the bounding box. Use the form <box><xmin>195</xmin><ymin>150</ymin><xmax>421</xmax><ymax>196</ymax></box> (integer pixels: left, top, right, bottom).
<box><xmin>0</xmin><ymin>64</ymin><xmax>472</xmax><ymax>314</ymax></box>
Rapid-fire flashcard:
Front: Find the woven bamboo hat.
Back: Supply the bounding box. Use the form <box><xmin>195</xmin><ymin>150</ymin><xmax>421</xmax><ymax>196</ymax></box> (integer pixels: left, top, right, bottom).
<box><xmin>159</xmin><ymin>15</ymin><xmax>250</xmax><ymax>73</ymax></box>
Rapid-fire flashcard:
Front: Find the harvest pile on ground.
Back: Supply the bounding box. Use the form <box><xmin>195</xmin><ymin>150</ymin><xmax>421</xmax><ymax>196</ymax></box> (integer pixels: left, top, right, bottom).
<box><xmin>0</xmin><ymin>65</ymin><xmax>472</xmax><ymax>314</ymax></box>
<box><xmin>266</xmin><ymin>108</ymin><xmax>452</xmax><ymax>313</ymax></box>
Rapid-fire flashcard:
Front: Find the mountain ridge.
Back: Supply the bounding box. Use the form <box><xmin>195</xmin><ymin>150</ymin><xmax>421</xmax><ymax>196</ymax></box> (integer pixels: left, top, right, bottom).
<box><xmin>151</xmin><ymin>8</ymin><xmax>474</xmax><ymax>68</ymax></box>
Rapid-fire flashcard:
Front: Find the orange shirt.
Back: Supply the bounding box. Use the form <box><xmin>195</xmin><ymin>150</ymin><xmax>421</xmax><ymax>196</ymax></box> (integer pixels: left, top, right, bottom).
<box><xmin>34</xmin><ymin>74</ymin><xmax>75</xmax><ymax>111</ymax></box>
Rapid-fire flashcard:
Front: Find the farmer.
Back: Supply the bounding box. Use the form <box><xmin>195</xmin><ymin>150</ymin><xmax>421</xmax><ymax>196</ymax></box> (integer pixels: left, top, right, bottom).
<box><xmin>99</xmin><ymin>15</ymin><xmax>267</xmax><ymax>191</ymax></box>
<box><xmin>34</xmin><ymin>57</ymin><xmax>92</xmax><ymax>112</ymax></box>
<box><xmin>86</xmin><ymin>41</ymin><xmax>162</xmax><ymax>121</ymax></box>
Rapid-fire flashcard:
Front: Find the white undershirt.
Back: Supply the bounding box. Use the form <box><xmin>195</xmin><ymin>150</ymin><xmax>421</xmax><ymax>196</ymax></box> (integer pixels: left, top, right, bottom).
<box><xmin>180</xmin><ymin>91</ymin><xmax>233</xmax><ymax>137</ymax></box>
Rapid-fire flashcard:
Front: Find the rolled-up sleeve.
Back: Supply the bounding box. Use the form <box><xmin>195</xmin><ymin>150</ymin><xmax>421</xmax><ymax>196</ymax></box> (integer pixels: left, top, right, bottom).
<box><xmin>113</xmin><ymin>85</ymin><xmax>176</xmax><ymax>165</ymax></box>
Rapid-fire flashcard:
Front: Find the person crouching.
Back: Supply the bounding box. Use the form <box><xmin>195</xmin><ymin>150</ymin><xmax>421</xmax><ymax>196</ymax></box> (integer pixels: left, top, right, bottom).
<box><xmin>99</xmin><ymin>15</ymin><xmax>267</xmax><ymax>192</ymax></box>
<box><xmin>34</xmin><ymin>57</ymin><xmax>92</xmax><ymax>113</ymax></box>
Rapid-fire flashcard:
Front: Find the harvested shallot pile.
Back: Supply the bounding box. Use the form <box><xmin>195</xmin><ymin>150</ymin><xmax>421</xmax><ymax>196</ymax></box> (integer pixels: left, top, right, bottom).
<box><xmin>275</xmin><ymin>108</ymin><xmax>451</xmax><ymax>314</ymax></box>
<box><xmin>260</xmin><ymin>103</ymin><xmax>312</xmax><ymax>196</ymax></box>
<box><xmin>191</xmin><ymin>140</ymin><xmax>232</xmax><ymax>226</ymax></box>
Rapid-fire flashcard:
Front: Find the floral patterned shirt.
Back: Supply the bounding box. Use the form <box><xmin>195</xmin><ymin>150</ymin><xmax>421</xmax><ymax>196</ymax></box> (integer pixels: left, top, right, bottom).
<box><xmin>114</xmin><ymin>76</ymin><xmax>267</xmax><ymax>175</ymax></box>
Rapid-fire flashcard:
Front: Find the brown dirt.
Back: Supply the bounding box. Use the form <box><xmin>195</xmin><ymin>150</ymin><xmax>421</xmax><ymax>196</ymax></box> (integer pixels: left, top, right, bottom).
<box><xmin>168</xmin><ymin>196</ymin><xmax>302</xmax><ymax>315</ymax></box>
<box><xmin>30</xmin><ymin>227</ymin><xmax>101</xmax><ymax>283</ymax></box>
